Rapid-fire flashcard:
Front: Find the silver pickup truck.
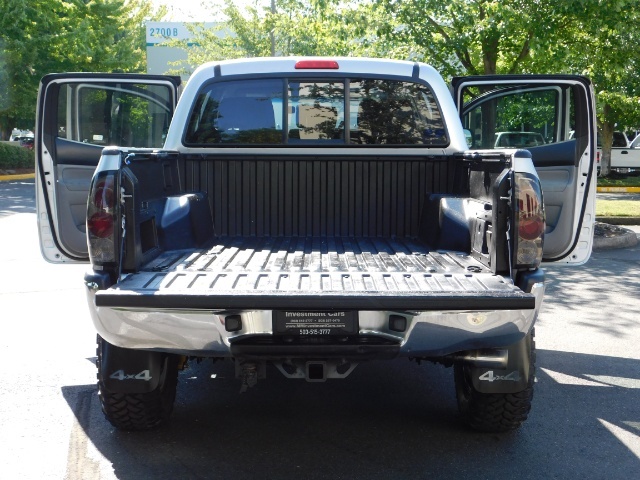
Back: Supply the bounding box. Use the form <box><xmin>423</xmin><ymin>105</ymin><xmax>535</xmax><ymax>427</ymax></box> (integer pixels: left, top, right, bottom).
<box><xmin>35</xmin><ymin>57</ymin><xmax>596</xmax><ymax>433</ymax></box>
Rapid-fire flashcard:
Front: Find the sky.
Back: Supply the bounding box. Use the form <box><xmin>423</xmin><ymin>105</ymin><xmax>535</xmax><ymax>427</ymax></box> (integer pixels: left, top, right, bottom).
<box><xmin>151</xmin><ymin>0</ymin><xmax>261</xmax><ymax>22</ymax></box>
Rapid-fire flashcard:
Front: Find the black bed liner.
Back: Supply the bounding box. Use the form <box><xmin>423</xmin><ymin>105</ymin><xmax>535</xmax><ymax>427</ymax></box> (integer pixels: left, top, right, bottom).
<box><xmin>95</xmin><ymin>237</ymin><xmax>534</xmax><ymax>310</ymax></box>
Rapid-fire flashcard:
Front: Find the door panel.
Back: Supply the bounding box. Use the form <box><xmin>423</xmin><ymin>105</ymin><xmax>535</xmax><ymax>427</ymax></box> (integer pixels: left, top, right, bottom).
<box><xmin>452</xmin><ymin>75</ymin><xmax>596</xmax><ymax>265</ymax></box>
<box><xmin>36</xmin><ymin>74</ymin><xmax>180</xmax><ymax>263</ymax></box>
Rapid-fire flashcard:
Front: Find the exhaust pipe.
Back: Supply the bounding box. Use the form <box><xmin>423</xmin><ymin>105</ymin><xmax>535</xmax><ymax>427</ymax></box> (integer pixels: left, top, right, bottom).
<box><xmin>454</xmin><ymin>349</ymin><xmax>509</xmax><ymax>369</ymax></box>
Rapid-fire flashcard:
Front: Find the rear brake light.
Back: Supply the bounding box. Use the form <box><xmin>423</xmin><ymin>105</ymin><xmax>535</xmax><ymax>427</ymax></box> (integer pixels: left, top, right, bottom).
<box><xmin>87</xmin><ymin>211</ymin><xmax>114</xmax><ymax>238</ymax></box>
<box><xmin>514</xmin><ymin>173</ymin><xmax>545</xmax><ymax>268</ymax></box>
<box><xmin>295</xmin><ymin>60</ymin><xmax>339</xmax><ymax>70</ymax></box>
<box><xmin>87</xmin><ymin>171</ymin><xmax>119</xmax><ymax>265</ymax></box>
<box><xmin>88</xmin><ymin>177</ymin><xmax>115</xmax><ymax>238</ymax></box>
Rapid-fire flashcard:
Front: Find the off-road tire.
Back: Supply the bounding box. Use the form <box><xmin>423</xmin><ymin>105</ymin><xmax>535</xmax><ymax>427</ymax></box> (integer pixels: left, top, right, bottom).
<box><xmin>454</xmin><ymin>332</ymin><xmax>535</xmax><ymax>433</ymax></box>
<box><xmin>96</xmin><ymin>336</ymin><xmax>179</xmax><ymax>431</ymax></box>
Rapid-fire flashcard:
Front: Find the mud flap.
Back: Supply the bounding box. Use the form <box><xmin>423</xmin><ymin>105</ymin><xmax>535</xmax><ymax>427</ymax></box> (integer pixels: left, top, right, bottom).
<box><xmin>469</xmin><ymin>332</ymin><xmax>533</xmax><ymax>394</ymax></box>
<box><xmin>99</xmin><ymin>338</ymin><xmax>165</xmax><ymax>393</ymax></box>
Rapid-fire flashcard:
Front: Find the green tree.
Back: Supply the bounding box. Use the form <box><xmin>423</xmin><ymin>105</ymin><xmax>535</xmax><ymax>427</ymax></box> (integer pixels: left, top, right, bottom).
<box><xmin>175</xmin><ymin>0</ymin><xmax>395</xmax><ymax>75</ymax></box>
<box><xmin>386</xmin><ymin>0</ymin><xmax>613</xmax><ymax>78</ymax></box>
<box><xmin>56</xmin><ymin>0</ymin><xmax>155</xmax><ymax>73</ymax></box>
<box><xmin>268</xmin><ymin>0</ymin><xmax>395</xmax><ymax>57</ymax></box>
<box><xmin>387</xmin><ymin>0</ymin><xmax>640</xmax><ymax>176</ymax></box>
<box><xmin>563</xmin><ymin>8</ymin><xmax>640</xmax><ymax>176</ymax></box>
<box><xmin>0</xmin><ymin>0</ymin><xmax>59</xmax><ymax>136</ymax></box>
<box><xmin>0</xmin><ymin>0</ymin><xmax>158</xmax><ymax>139</ymax></box>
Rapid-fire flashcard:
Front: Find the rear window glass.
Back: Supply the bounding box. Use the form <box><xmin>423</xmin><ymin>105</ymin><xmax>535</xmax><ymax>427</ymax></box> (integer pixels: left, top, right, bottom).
<box><xmin>288</xmin><ymin>81</ymin><xmax>345</xmax><ymax>142</ymax></box>
<box><xmin>184</xmin><ymin>78</ymin><xmax>448</xmax><ymax>146</ymax></box>
<box><xmin>349</xmin><ymin>79</ymin><xmax>447</xmax><ymax>145</ymax></box>
<box><xmin>185</xmin><ymin>79</ymin><xmax>283</xmax><ymax>145</ymax></box>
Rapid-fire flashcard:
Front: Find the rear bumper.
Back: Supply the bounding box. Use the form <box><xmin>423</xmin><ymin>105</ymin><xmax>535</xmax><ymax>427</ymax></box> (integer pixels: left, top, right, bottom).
<box><xmin>86</xmin><ymin>282</ymin><xmax>544</xmax><ymax>359</ymax></box>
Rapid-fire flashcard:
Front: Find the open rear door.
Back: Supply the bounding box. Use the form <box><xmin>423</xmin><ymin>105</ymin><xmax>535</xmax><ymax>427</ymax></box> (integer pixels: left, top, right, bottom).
<box><xmin>36</xmin><ymin>73</ymin><xmax>181</xmax><ymax>263</ymax></box>
<box><xmin>452</xmin><ymin>75</ymin><xmax>596</xmax><ymax>265</ymax></box>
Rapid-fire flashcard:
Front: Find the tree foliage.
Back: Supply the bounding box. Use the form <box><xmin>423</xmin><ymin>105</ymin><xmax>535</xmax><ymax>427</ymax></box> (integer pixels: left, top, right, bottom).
<box><xmin>387</xmin><ymin>0</ymin><xmax>640</xmax><ymax>176</ymax></box>
<box><xmin>3</xmin><ymin>0</ymin><xmax>640</xmax><ymax>175</ymax></box>
<box><xmin>387</xmin><ymin>0</ymin><xmax>581</xmax><ymax>77</ymax></box>
<box><xmin>174</xmin><ymin>0</ymin><xmax>396</xmax><ymax>74</ymax></box>
<box><xmin>0</xmin><ymin>0</ymin><xmax>158</xmax><ymax>139</ymax></box>
<box><xmin>560</xmin><ymin>3</ymin><xmax>640</xmax><ymax>175</ymax></box>
<box><xmin>177</xmin><ymin>0</ymin><xmax>640</xmax><ymax>177</ymax></box>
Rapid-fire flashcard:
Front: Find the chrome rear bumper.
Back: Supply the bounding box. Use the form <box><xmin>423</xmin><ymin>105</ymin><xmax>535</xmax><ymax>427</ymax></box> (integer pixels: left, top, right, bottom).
<box><xmin>87</xmin><ymin>282</ymin><xmax>544</xmax><ymax>358</ymax></box>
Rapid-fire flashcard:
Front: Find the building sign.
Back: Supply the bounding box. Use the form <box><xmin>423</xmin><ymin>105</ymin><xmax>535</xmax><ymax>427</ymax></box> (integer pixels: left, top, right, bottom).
<box><xmin>146</xmin><ymin>22</ymin><xmax>217</xmax><ymax>77</ymax></box>
<box><xmin>146</xmin><ymin>22</ymin><xmax>196</xmax><ymax>46</ymax></box>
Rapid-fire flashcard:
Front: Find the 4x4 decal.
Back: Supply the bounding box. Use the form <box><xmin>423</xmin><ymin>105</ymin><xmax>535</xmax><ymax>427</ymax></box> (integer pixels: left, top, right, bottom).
<box><xmin>479</xmin><ymin>370</ymin><xmax>521</xmax><ymax>382</ymax></box>
<box><xmin>109</xmin><ymin>369</ymin><xmax>152</xmax><ymax>381</ymax></box>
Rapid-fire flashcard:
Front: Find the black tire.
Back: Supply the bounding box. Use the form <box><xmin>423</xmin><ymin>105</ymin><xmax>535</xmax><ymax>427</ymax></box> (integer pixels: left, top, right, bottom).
<box><xmin>96</xmin><ymin>336</ymin><xmax>179</xmax><ymax>431</ymax></box>
<box><xmin>454</xmin><ymin>332</ymin><xmax>535</xmax><ymax>433</ymax></box>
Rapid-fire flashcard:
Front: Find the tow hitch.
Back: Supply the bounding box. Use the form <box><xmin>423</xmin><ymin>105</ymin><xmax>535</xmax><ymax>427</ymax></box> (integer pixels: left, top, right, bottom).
<box><xmin>235</xmin><ymin>359</ymin><xmax>359</xmax><ymax>389</ymax></box>
<box><xmin>274</xmin><ymin>360</ymin><xmax>358</xmax><ymax>382</ymax></box>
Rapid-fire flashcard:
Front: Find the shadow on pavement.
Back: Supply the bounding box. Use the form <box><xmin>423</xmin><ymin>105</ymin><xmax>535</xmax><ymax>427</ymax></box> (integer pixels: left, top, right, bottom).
<box><xmin>542</xmin><ymin>246</ymin><xmax>640</xmax><ymax>339</ymax></box>
<box><xmin>0</xmin><ymin>179</ymin><xmax>35</xmax><ymax>217</ymax></box>
<box><xmin>61</xmin><ymin>349</ymin><xmax>640</xmax><ymax>480</ymax></box>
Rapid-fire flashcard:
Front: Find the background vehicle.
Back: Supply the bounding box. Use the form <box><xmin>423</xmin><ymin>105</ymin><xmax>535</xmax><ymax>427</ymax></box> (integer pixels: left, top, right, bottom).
<box><xmin>8</xmin><ymin>129</ymin><xmax>34</xmax><ymax>149</ymax></box>
<box><xmin>9</xmin><ymin>129</ymin><xmax>33</xmax><ymax>142</ymax></box>
<box><xmin>19</xmin><ymin>136</ymin><xmax>34</xmax><ymax>150</ymax></box>
<box><xmin>596</xmin><ymin>131</ymin><xmax>640</xmax><ymax>173</ymax></box>
<box><xmin>494</xmin><ymin>131</ymin><xmax>545</xmax><ymax>148</ymax></box>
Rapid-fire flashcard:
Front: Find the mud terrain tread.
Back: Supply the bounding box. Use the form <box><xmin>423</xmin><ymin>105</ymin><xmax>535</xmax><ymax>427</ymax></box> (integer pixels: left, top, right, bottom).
<box><xmin>96</xmin><ymin>336</ymin><xmax>178</xmax><ymax>431</ymax></box>
<box><xmin>459</xmin><ymin>384</ymin><xmax>534</xmax><ymax>432</ymax></box>
<box><xmin>455</xmin><ymin>332</ymin><xmax>536</xmax><ymax>433</ymax></box>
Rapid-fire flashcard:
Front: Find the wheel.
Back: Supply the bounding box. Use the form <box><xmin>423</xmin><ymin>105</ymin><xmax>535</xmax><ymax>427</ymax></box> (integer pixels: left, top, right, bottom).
<box><xmin>454</xmin><ymin>332</ymin><xmax>535</xmax><ymax>433</ymax></box>
<box><xmin>96</xmin><ymin>336</ymin><xmax>179</xmax><ymax>431</ymax></box>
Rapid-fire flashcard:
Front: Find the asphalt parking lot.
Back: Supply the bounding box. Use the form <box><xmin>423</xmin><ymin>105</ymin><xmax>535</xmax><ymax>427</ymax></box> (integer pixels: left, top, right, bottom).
<box><xmin>1</xmin><ymin>178</ymin><xmax>639</xmax><ymax>479</ymax></box>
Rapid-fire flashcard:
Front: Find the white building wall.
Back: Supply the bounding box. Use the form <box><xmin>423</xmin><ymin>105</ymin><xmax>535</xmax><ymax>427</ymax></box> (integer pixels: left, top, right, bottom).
<box><xmin>146</xmin><ymin>22</ymin><xmax>217</xmax><ymax>78</ymax></box>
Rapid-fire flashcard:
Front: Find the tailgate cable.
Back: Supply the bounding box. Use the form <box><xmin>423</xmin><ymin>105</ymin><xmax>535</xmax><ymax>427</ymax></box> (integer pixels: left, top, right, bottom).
<box><xmin>503</xmin><ymin>173</ymin><xmax>514</xmax><ymax>281</ymax></box>
<box><xmin>117</xmin><ymin>153</ymin><xmax>135</xmax><ymax>282</ymax></box>
<box><xmin>118</xmin><ymin>213</ymin><xmax>127</xmax><ymax>283</ymax></box>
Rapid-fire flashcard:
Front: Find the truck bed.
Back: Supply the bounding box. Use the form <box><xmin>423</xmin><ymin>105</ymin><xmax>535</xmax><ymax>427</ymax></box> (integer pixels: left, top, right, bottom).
<box><xmin>95</xmin><ymin>237</ymin><xmax>535</xmax><ymax>311</ymax></box>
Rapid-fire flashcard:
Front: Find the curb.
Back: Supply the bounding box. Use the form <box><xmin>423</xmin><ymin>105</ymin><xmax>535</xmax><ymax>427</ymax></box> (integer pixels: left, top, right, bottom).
<box><xmin>593</xmin><ymin>223</ymin><xmax>639</xmax><ymax>250</ymax></box>
<box><xmin>597</xmin><ymin>186</ymin><xmax>640</xmax><ymax>193</ymax></box>
<box><xmin>596</xmin><ymin>216</ymin><xmax>640</xmax><ymax>225</ymax></box>
<box><xmin>593</xmin><ymin>231</ymin><xmax>638</xmax><ymax>250</ymax></box>
<box><xmin>0</xmin><ymin>173</ymin><xmax>35</xmax><ymax>182</ymax></box>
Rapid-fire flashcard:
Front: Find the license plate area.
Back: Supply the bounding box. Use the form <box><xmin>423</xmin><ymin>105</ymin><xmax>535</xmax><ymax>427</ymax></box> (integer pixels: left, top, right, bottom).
<box><xmin>273</xmin><ymin>311</ymin><xmax>358</xmax><ymax>336</ymax></box>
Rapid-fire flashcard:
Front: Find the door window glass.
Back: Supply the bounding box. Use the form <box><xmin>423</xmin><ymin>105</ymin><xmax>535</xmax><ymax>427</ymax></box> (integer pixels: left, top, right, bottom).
<box><xmin>460</xmin><ymin>86</ymin><xmax>561</xmax><ymax>149</ymax></box>
<box><xmin>57</xmin><ymin>82</ymin><xmax>173</xmax><ymax>148</ymax></box>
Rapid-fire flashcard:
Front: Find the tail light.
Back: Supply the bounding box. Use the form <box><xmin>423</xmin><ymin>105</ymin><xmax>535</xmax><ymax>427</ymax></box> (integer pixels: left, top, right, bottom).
<box><xmin>87</xmin><ymin>171</ymin><xmax>119</xmax><ymax>265</ymax></box>
<box><xmin>513</xmin><ymin>173</ymin><xmax>545</xmax><ymax>269</ymax></box>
